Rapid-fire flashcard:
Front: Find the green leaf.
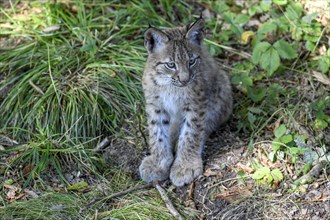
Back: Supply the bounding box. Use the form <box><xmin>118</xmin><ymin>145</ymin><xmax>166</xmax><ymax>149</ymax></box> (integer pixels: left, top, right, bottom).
<box><xmin>251</xmin><ymin>42</ymin><xmax>271</xmax><ymax>64</ymax></box>
<box><xmin>315</xmin><ymin>118</ymin><xmax>328</xmax><ymax>130</ymax></box>
<box><xmin>231</xmin><ymin>72</ymin><xmax>253</xmax><ymax>87</ymax></box>
<box><xmin>260</xmin><ymin>46</ymin><xmax>280</xmax><ymax>75</ymax></box>
<box><xmin>252</xmin><ymin>167</ymin><xmax>270</xmax><ymax>180</ymax></box>
<box><xmin>260</xmin><ymin>0</ymin><xmax>272</xmax><ymax>11</ymax></box>
<box><xmin>247</xmin><ymin>87</ymin><xmax>266</xmax><ymax>102</ymax></box>
<box><xmin>248</xmin><ymin>112</ymin><xmax>256</xmax><ymax>126</ymax></box>
<box><xmin>248</xmin><ymin>107</ymin><xmax>263</xmax><ymax>114</ymax></box>
<box><xmin>305</xmin><ymin>41</ymin><xmax>315</xmax><ymax>51</ymax></box>
<box><xmin>271</xmin><ymin>169</ymin><xmax>284</xmax><ymax>183</ymax></box>
<box><xmin>274</xmin><ymin>40</ymin><xmax>298</xmax><ymax>59</ymax></box>
<box><xmin>5</xmin><ymin>179</ymin><xmax>14</xmax><ymax>185</ymax></box>
<box><xmin>284</xmin><ymin>3</ymin><xmax>303</xmax><ymax>21</ymax></box>
<box><xmin>273</xmin><ymin>0</ymin><xmax>287</xmax><ymax>5</ymax></box>
<box><xmin>319</xmin><ymin>56</ymin><xmax>330</xmax><ymax>73</ymax></box>
<box><xmin>223</xmin><ymin>12</ymin><xmax>244</xmax><ymax>36</ymax></box>
<box><xmin>289</xmin><ymin>147</ymin><xmax>304</xmax><ymax>155</ymax></box>
<box><xmin>67</xmin><ymin>181</ymin><xmax>89</xmax><ymax>191</ymax></box>
<box><xmin>280</xmin><ymin>134</ymin><xmax>293</xmax><ymax>144</ymax></box>
<box><xmin>248</xmin><ymin>4</ymin><xmax>263</xmax><ymax>16</ymax></box>
<box><xmin>212</xmin><ymin>2</ymin><xmax>230</xmax><ymax>14</ymax></box>
<box><xmin>258</xmin><ymin>22</ymin><xmax>277</xmax><ymax>35</ymax></box>
<box><xmin>272</xmin><ymin>138</ymin><xmax>281</xmax><ymax>151</ymax></box>
<box><xmin>80</xmin><ymin>37</ymin><xmax>97</xmax><ymax>56</ymax></box>
<box><xmin>266</xmin><ymin>173</ymin><xmax>274</xmax><ymax>183</ymax></box>
<box><xmin>235</xmin><ymin>14</ymin><xmax>250</xmax><ymax>24</ymax></box>
<box><xmin>274</xmin><ymin>124</ymin><xmax>286</xmax><ymax>138</ymax></box>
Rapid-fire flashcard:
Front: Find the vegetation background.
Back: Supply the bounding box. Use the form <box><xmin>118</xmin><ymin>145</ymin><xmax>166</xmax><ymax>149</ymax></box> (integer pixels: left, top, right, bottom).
<box><xmin>0</xmin><ymin>0</ymin><xmax>329</xmax><ymax>219</ymax></box>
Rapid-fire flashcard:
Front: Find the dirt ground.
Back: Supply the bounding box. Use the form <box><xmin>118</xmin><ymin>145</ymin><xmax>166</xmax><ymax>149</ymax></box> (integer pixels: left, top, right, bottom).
<box><xmin>103</xmin><ymin>114</ymin><xmax>329</xmax><ymax>220</ymax></box>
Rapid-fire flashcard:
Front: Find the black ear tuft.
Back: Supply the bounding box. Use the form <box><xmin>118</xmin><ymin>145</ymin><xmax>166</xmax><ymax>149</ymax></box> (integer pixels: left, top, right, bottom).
<box><xmin>144</xmin><ymin>28</ymin><xmax>168</xmax><ymax>53</ymax></box>
<box><xmin>186</xmin><ymin>18</ymin><xmax>204</xmax><ymax>45</ymax></box>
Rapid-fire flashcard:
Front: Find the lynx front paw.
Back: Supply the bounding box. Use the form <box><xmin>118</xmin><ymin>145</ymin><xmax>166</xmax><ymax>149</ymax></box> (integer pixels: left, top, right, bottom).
<box><xmin>169</xmin><ymin>158</ymin><xmax>203</xmax><ymax>187</ymax></box>
<box><xmin>139</xmin><ymin>155</ymin><xmax>171</xmax><ymax>183</ymax></box>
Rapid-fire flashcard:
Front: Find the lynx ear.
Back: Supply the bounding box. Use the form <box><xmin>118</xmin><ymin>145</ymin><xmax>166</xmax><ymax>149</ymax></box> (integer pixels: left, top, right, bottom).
<box><xmin>186</xmin><ymin>18</ymin><xmax>204</xmax><ymax>45</ymax></box>
<box><xmin>144</xmin><ymin>27</ymin><xmax>169</xmax><ymax>53</ymax></box>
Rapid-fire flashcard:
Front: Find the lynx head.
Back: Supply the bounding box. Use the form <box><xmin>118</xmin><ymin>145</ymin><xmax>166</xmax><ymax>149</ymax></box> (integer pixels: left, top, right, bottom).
<box><xmin>144</xmin><ymin>18</ymin><xmax>205</xmax><ymax>87</ymax></box>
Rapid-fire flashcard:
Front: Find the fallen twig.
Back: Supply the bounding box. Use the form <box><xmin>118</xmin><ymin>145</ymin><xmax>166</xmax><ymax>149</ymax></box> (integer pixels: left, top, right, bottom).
<box><xmin>82</xmin><ymin>182</ymin><xmax>153</xmax><ymax>212</ymax></box>
<box><xmin>295</xmin><ymin>160</ymin><xmax>327</xmax><ymax>185</ymax></box>
<box><xmin>29</xmin><ymin>80</ymin><xmax>45</xmax><ymax>95</ymax></box>
<box><xmin>186</xmin><ymin>181</ymin><xmax>197</xmax><ymax>210</ymax></box>
<box><xmin>154</xmin><ymin>182</ymin><xmax>183</xmax><ymax>220</ymax></box>
<box><xmin>93</xmin><ymin>137</ymin><xmax>111</xmax><ymax>152</ymax></box>
<box><xmin>0</xmin><ymin>134</ymin><xmax>18</xmax><ymax>146</ymax></box>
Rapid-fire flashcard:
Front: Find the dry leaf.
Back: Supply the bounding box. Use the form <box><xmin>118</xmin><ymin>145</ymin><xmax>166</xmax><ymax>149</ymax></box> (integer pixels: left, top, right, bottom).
<box><xmin>215</xmin><ymin>186</ymin><xmax>253</xmax><ymax>202</ymax></box>
<box><xmin>6</xmin><ymin>187</ymin><xmax>17</xmax><ymax>200</ymax></box>
<box><xmin>257</xmin><ymin>148</ymin><xmax>280</xmax><ymax>169</ymax></box>
<box><xmin>4</xmin><ymin>184</ymin><xmax>25</xmax><ymax>203</ymax></box>
<box><xmin>287</xmin><ymin>164</ymin><xmax>294</xmax><ymax>177</ymax></box>
<box><xmin>23</xmin><ymin>164</ymin><xmax>34</xmax><ymax>177</ymax></box>
<box><xmin>312</xmin><ymin>192</ymin><xmax>324</xmax><ymax>202</ymax></box>
<box><xmin>203</xmin><ymin>168</ymin><xmax>220</xmax><ymax>177</ymax></box>
<box><xmin>4</xmin><ymin>184</ymin><xmax>19</xmax><ymax>190</ymax></box>
<box><xmin>299</xmin><ymin>185</ymin><xmax>307</xmax><ymax>193</ymax></box>
<box><xmin>312</xmin><ymin>71</ymin><xmax>330</xmax><ymax>86</ymax></box>
<box><xmin>241</xmin><ymin>31</ymin><xmax>255</xmax><ymax>45</ymax></box>
<box><xmin>43</xmin><ymin>25</ymin><xmax>60</xmax><ymax>33</ymax></box>
<box><xmin>236</xmin><ymin>162</ymin><xmax>254</xmax><ymax>173</ymax></box>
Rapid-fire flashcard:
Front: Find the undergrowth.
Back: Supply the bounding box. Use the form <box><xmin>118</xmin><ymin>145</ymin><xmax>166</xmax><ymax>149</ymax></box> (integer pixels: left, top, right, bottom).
<box><xmin>0</xmin><ymin>0</ymin><xmax>329</xmax><ymax>219</ymax></box>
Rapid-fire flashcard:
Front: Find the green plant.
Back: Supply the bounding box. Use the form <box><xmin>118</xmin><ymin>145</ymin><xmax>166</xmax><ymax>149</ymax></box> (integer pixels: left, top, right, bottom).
<box><xmin>251</xmin><ymin>166</ymin><xmax>284</xmax><ymax>187</ymax></box>
<box><xmin>311</xmin><ymin>96</ymin><xmax>330</xmax><ymax>131</ymax></box>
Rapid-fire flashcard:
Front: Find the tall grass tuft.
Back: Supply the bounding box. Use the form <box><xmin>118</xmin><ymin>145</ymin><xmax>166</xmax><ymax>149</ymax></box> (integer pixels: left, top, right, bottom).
<box><xmin>0</xmin><ymin>2</ymin><xmax>147</xmax><ymax>143</ymax></box>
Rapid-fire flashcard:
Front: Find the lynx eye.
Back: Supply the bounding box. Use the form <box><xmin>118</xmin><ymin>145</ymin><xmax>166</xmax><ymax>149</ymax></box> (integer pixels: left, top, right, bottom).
<box><xmin>165</xmin><ymin>62</ymin><xmax>176</xmax><ymax>70</ymax></box>
<box><xmin>188</xmin><ymin>58</ymin><xmax>197</xmax><ymax>67</ymax></box>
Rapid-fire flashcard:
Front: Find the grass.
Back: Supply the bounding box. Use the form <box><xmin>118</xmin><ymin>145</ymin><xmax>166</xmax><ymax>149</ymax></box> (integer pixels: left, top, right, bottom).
<box><xmin>0</xmin><ymin>1</ymin><xmax>146</xmax><ymax>141</ymax></box>
<box><xmin>0</xmin><ymin>192</ymin><xmax>84</xmax><ymax>220</ymax></box>
<box><xmin>0</xmin><ymin>0</ymin><xmax>329</xmax><ymax>219</ymax></box>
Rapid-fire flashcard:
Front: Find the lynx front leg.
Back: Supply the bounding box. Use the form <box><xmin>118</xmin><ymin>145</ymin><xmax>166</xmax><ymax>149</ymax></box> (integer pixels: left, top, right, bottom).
<box><xmin>139</xmin><ymin>107</ymin><xmax>173</xmax><ymax>183</ymax></box>
<box><xmin>170</xmin><ymin>105</ymin><xmax>206</xmax><ymax>187</ymax></box>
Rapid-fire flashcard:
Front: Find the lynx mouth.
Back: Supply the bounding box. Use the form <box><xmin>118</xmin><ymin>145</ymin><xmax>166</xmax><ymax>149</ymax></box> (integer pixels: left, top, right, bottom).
<box><xmin>172</xmin><ymin>75</ymin><xmax>195</xmax><ymax>87</ymax></box>
<box><xmin>172</xmin><ymin>80</ymin><xmax>191</xmax><ymax>87</ymax></box>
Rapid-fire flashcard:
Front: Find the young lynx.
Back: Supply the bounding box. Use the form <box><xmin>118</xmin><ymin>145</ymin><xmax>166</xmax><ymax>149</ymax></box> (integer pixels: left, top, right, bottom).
<box><xmin>139</xmin><ymin>18</ymin><xmax>233</xmax><ymax>187</ymax></box>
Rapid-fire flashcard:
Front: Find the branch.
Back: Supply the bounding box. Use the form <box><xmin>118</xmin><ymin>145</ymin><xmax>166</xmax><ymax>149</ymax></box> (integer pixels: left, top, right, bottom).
<box><xmin>93</xmin><ymin>137</ymin><xmax>111</xmax><ymax>152</ymax></box>
<box><xmin>295</xmin><ymin>160</ymin><xmax>327</xmax><ymax>185</ymax></box>
<box><xmin>82</xmin><ymin>182</ymin><xmax>153</xmax><ymax>212</ymax></box>
<box><xmin>154</xmin><ymin>182</ymin><xmax>183</xmax><ymax>220</ymax></box>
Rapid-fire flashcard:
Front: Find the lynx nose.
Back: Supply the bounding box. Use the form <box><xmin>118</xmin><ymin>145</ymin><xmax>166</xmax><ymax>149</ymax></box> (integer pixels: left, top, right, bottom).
<box><xmin>178</xmin><ymin>77</ymin><xmax>189</xmax><ymax>85</ymax></box>
<box><xmin>178</xmin><ymin>72</ymin><xmax>190</xmax><ymax>85</ymax></box>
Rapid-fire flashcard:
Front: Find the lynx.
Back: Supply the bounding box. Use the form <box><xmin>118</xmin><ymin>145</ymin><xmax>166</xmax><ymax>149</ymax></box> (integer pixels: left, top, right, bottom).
<box><xmin>139</xmin><ymin>18</ymin><xmax>233</xmax><ymax>187</ymax></box>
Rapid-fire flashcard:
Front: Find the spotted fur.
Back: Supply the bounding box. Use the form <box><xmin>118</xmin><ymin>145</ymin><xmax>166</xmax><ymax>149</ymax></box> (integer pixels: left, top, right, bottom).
<box><xmin>139</xmin><ymin>18</ymin><xmax>233</xmax><ymax>187</ymax></box>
